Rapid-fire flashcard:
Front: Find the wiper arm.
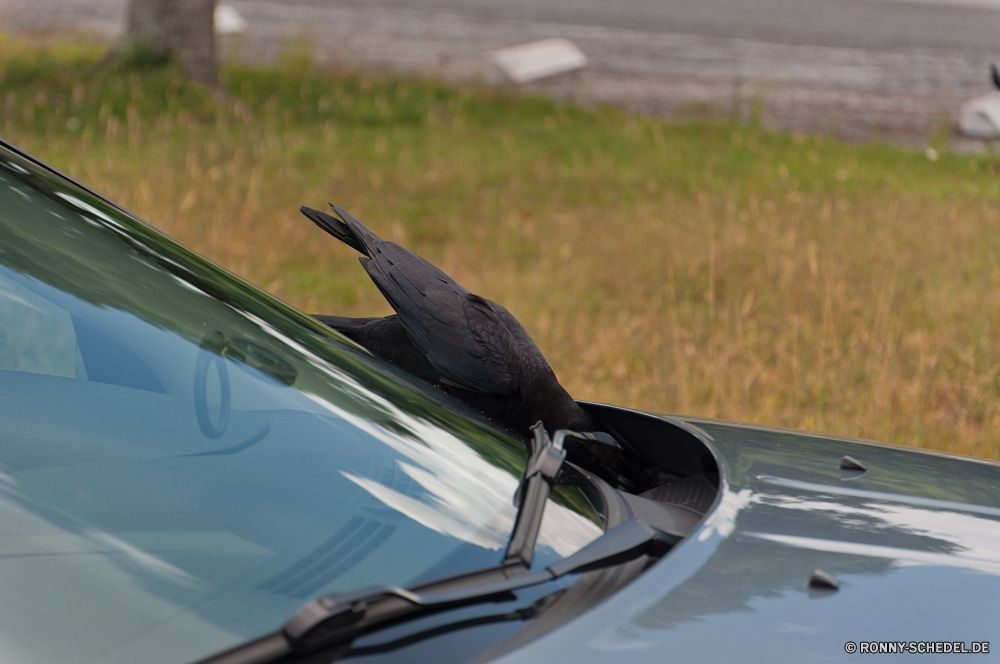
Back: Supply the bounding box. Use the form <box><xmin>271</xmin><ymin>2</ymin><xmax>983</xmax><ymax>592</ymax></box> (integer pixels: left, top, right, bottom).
<box><xmin>504</xmin><ymin>422</ymin><xmax>621</xmax><ymax>566</ymax></box>
<box><xmin>196</xmin><ymin>519</ymin><xmax>679</xmax><ymax>664</ymax></box>
<box><xmin>504</xmin><ymin>422</ymin><xmax>565</xmax><ymax>566</ymax></box>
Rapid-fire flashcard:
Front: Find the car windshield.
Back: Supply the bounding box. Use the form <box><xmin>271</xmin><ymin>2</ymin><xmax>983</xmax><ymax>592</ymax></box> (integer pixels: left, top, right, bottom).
<box><xmin>0</xmin><ymin>146</ymin><xmax>603</xmax><ymax>664</ymax></box>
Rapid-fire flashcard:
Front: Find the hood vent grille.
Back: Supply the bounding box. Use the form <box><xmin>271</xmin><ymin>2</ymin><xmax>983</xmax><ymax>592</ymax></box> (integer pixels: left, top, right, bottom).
<box><xmin>639</xmin><ymin>474</ymin><xmax>717</xmax><ymax>515</ymax></box>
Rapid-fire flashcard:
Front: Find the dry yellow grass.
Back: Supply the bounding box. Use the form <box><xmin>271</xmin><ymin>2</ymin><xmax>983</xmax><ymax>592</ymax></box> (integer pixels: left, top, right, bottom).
<box><xmin>4</xmin><ymin>40</ymin><xmax>1000</xmax><ymax>460</ymax></box>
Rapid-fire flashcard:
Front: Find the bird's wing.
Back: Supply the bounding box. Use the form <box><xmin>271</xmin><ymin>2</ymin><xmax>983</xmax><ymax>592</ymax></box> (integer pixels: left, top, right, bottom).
<box><xmin>428</xmin><ymin>289</ymin><xmax>521</xmax><ymax>395</ymax></box>
<box><xmin>310</xmin><ymin>314</ymin><xmax>387</xmax><ymax>332</ymax></box>
<box><xmin>488</xmin><ymin>301</ymin><xmax>553</xmax><ymax>377</ymax></box>
<box><xmin>359</xmin><ymin>241</ymin><xmax>521</xmax><ymax>395</ymax></box>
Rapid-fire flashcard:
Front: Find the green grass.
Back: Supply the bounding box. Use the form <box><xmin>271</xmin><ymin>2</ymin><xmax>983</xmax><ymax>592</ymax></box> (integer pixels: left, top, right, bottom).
<box><xmin>3</xmin><ymin>35</ymin><xmax>1000</xmax><ymax>460</ymax></box>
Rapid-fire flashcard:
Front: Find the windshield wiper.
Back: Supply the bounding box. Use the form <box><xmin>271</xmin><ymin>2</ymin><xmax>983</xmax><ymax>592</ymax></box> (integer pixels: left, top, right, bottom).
<box><xmin>196</xmin><ymin>423</ymin><xmax>659</xmax><ymax>664</ymax></box>
<box><xmin>198</xmin><ymin>518</ymin><xmax>679</xmax><ymax>664</ymax></box>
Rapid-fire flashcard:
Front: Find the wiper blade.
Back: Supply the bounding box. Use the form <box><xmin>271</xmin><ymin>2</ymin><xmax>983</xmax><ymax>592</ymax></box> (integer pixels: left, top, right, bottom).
<box><xmin>196</xmin><ymin>519</ymin><xmax>679</xmax><ymax>664</ymax></box>
<box><xmin>347</xmin><ymin>592</ymin><xmax>562</xmax><ymax>658</ymax></box>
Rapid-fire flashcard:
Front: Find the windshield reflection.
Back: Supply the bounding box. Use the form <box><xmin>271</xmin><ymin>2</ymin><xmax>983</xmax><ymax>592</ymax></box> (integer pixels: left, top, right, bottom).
<box><xmin>0</xmin><ymin>146</ymin><xmax>603</xmax><ymax>664</ymax></box>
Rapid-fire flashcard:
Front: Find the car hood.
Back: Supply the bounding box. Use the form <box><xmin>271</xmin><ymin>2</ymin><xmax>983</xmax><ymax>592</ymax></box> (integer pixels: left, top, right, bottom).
<box><xmin>495</xmin><ymin>414</ymin><xmax>1000</xmax><ymax>663</ymax></box>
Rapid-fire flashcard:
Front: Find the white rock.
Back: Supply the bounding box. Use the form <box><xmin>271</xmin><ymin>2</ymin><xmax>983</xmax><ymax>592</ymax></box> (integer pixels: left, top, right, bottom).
<box><xmin>214</xmin><ymin>4</ymin><xmax>247</xmax><ymax>36</ymax></box>
<box><xmin>959</xmin><ymin>91</ymin><xmax>1000</xmax><ymax>139</ymax></box>
<box><xmin>486</xmin><ymin>38</ymin><xmax>587</xmax><ymax>85</ymax></box>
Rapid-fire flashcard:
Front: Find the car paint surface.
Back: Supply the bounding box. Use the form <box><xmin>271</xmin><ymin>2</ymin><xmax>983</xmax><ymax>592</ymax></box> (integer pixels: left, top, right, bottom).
<box><xmin>495</xmin><ymin>413</ymin><xmax>1000</xmax><ymax>663</ymax></box>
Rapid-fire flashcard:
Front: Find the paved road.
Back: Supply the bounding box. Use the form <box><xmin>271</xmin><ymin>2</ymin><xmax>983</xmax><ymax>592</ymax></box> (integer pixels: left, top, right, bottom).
<box><xmin>2</xmin><ymin>0</ymin><xmax>998</xmax><ymax>143</ymax></box>
<box><xmin>294</xmin><ymin>0</ymin><xmax>1000</xmax><ymax>52</ymax></box>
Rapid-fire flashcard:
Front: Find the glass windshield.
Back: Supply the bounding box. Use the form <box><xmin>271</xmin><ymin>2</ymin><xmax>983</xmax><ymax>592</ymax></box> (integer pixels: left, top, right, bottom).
<box><xmin>0</xmin><ymin>146</ymin><xmax>602</xmax><ymax>664</ymax></box>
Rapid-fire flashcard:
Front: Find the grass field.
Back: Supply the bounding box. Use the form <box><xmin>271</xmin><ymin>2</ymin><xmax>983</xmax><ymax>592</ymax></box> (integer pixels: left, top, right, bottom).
<box><xmin>3</xmin><ymin>36</ymin><xmax>1000</xmax><ymax>460</ymax></box>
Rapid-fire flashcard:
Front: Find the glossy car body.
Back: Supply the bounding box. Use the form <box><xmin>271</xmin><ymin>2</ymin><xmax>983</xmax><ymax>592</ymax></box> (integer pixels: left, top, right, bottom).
<box><xmin>499</xmin><ymin>409</ymin><xmax>1000</xmax><ymax>662</ymax></box>
<box><xmin>1</xmin><ymin>137</ymin><xmax>998</xmax><ymax>664</ymax></box>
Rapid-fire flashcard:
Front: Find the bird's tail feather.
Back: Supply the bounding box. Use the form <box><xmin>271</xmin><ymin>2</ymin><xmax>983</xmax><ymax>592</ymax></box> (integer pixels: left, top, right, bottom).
<box><xmin>300</xmin><ymin>206</ymin><xmax>373</xmax><ymax>256</ymax></box>
<box><xmin>327</xmin><ymin>203</ymin><xmax>382</xmax><ymax>254</ymax></box>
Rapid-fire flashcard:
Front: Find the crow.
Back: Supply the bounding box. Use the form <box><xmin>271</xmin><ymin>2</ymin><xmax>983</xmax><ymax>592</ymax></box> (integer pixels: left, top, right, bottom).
<box><xmin>301</xmin><ymin>204</ymin><xmax>597</xmax><ymax>436</ymax></box>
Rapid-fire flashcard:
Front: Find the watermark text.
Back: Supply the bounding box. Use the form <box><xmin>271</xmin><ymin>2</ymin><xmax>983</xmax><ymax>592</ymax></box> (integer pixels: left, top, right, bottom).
<box><xmin>845</xmin><ymin>642</ymin><xmax>990</xmax><ymax>654</ymax></box>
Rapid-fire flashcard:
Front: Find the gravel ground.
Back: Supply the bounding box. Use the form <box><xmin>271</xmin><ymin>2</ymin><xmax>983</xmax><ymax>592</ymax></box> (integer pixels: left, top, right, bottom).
<box><xmin>1</xmin><ymin>0</ymin><xmax>997</xmax><ymax>146</ymax></box>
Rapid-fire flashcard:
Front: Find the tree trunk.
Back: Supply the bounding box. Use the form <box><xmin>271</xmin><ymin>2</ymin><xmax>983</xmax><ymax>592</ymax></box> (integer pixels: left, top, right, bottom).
<box><xmin>119</xmin><ymin>0</ymin><xmax>218</xmax><ymax>87</ymax></box>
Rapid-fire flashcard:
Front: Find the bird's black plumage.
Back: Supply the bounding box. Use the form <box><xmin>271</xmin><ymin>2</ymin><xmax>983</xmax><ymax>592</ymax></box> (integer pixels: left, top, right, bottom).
<box><xmin>302</xmin><ymin>204</ymin><xmax>596</xmax><ymax>435</ymax></box>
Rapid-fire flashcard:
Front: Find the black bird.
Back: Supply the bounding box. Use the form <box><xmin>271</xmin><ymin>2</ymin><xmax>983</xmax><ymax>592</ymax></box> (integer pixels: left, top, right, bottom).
<box><xmin>301</xmin><ymin>203</ymin><xmax>597</xmax><ymax>436</ymax></box>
